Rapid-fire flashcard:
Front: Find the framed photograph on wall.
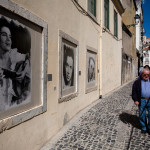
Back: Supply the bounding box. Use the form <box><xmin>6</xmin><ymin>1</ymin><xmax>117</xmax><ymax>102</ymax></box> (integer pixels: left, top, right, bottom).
<box><xmin>59</xmin><ymin>31</ymin><xmax>78</xmax><ymax>102</ymax></box>
<box><xmin>0</xmin><ymin>16</ymin><xmax>31</xmax><ymax>112</ymax></box>
<box><xmin>0</xmin><ymin>0</ymin><xmax>47</xmax><ymax>131</ymax></box>
<box><xmin>86</xmin><ymin>46</ymin><xmax>98</xmax><ymax>93</ymax></box>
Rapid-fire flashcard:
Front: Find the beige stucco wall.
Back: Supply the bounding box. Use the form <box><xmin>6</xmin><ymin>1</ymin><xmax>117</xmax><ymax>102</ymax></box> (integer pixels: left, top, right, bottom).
<box><xmin>0</xmin><ymin>0</ymin><xmax>101</xmax><ymax>150</ymax></box>
<box><xmin>122</xmin><ymin>30</ymin><xmax>131</xmax><ymax>56</ymax></box>
<box><xmin>101</xmin><ymin>0</ymin><xmax>122</xmax><ymax>95</ymax></box>
<box><xmin>122</xmin><ymin>0</ymin><xmax>138</xmax><ymax>80</ymax></box>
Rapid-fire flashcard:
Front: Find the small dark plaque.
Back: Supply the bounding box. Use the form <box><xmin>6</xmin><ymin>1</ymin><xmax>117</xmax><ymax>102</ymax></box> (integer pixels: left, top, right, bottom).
<box><xmin>48</xmin><ymin>74</ymin><xmax>52</xmax><ymax>81</ymax></box>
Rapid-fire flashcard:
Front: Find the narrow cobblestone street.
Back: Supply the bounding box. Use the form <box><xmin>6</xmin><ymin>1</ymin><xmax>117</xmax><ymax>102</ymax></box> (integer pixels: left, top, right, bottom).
<box><xmin>41</xmin><ymin>81</ymin><xmax>150</xmax><ymax>150</ymax></box>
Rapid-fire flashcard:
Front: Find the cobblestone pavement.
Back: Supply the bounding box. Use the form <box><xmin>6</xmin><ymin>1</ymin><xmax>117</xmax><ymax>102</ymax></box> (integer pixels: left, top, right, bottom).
<box><xmin>41</xmin><ymin>81</ymin><xmax>150</xmax><ymax>150</ymax></box>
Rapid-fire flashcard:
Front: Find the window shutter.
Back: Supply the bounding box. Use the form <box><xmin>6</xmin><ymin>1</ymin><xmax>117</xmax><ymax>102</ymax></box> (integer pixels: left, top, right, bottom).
<box><xmin>114</xmin><ymin>10</ymin><xmax>118</xmax><ymax>37</ymax></box>
<box><xmin>88</xmin><ymin>0</ymin><xmax>96</xmax><ymax>17</ymax></box>
<box><xmin>104</xmin><ymin>0</ymin><xmax>109</xmax><ymax>29</ymax></box>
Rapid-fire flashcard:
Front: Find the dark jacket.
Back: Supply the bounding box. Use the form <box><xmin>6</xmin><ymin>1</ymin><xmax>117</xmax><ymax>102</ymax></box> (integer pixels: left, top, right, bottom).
<box><xmin>132</xmin><ymin>78</ymin><xmax>141</xmax><ymax>102</ymax></box>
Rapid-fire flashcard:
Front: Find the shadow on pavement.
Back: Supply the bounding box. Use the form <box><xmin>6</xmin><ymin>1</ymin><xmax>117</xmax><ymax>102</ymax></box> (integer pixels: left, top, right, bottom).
<box><xmin>119</xmin><ymin>112</ymin><xmax>141</xmax><ymax>129</ymax></box>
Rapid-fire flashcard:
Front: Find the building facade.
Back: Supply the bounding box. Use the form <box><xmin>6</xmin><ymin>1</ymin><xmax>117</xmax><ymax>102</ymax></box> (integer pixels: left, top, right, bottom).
<box><xmin>121</xmin><ymin>0</ymin><xmax>138</xmax><ymax>84</ymax></box>
<box><xmin>0</xmin><ymin>1</ymin><xmax>101</xmax><ymax>150</ymax></box>
<box><xmin>101</xmin><ymin>0</ymin><xmax>124</xmax><ymax>95</ymax></box>
<box><xmin>135</xmin><ymin>0</ymin><xmax>144</xmax><ymax>72</ymax></box>
<box><xmin>135</xmin><ymin>0</ymin><xmax>143</xmax><ymax>52</ymax></box>
<box><xmin>143</xmin><ymin>40</ymin><xmax>150</xmax><ymax>67</ymax></box>
<box><xmin>143</xmin><ymin>35</ymin><xmax>146</xmax><ymax>44</ymax></box>
<box><xmin>143</xmin><ymin>48</ymin><xmax>150</xmax><ymax>67</ymax></box>
<box><xmin>0</xmin><ymin>1</ymin><xmax>137</xmax><ymax>150</ymax></box>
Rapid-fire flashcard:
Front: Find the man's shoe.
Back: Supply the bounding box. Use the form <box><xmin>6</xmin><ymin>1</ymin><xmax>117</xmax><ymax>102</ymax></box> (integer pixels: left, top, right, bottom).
<box><xmin>141</xmin><ymin>130</ymin><xmax>147</xmax><ymax>134</ymax></box>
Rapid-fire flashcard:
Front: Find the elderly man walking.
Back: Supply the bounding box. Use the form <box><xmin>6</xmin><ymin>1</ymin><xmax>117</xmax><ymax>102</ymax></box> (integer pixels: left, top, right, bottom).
<box><xmin>132</xmin><ymin>68</ymin><xmax>150</xmax><ymax>134</ymax></box>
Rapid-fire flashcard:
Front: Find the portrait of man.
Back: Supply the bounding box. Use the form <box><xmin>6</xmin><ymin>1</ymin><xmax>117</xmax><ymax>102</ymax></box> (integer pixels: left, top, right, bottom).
<box><xmin>63</xmin><ymin>44</ymin><xmax>74</xmax><ymax>89</ymax></box>
<box><xmin>88</xmin><ymin>56</ymin><xmax>95</xmax><ymax>82</ymax></box>
<box><xmin>0</xmin><ymin>16</ymin><xmax>31</xmax><ymax>112</ymax></box>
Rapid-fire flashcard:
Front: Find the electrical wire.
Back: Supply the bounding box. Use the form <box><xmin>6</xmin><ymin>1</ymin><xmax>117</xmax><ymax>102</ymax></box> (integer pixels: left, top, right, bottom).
<box><xmin>71</xmin><ymin>0</ymin><xmax>100</xmax><ymax>26</ymax></box>
<box><xmin>71</xmin><ymin>0</ymin><xmax>122</xmax><ymax>41</ymax></box>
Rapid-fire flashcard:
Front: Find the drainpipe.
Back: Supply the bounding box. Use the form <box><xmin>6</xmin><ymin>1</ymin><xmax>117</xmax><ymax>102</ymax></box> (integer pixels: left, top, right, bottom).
<box><xmin>99</xmin><ymin>0</ymin><xmax>103</xmax><ymax>99</ymax></box>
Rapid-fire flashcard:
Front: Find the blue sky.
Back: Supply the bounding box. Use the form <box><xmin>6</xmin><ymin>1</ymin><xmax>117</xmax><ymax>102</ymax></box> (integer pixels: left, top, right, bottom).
<box><xmin>142</xmin><ymin>0</ymin><xmax>150</xmax><ymax>38</ymax></box>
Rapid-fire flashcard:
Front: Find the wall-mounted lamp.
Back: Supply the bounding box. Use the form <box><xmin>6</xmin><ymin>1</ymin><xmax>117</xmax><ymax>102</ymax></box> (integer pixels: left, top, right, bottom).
<box><xmin>126</xmin><ymin>14</ymin><xmax>140</xmax><ymax>28</ymax></box>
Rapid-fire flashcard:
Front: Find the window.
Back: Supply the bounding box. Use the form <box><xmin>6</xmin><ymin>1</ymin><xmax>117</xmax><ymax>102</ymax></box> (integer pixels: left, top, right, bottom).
<box><xmin>114</xmin><ymin>10</ymin><xmax>118</xmax><ymax>37</ymax></box>
<box><xmin>104</xmin><ymin>0</ymin><xmax>109</xmax><ymax>29</ymax></box>
<box><xmin>88</xmin><ymin>0</ymin><xmax>96</xmax><ymax>17</ymax></box>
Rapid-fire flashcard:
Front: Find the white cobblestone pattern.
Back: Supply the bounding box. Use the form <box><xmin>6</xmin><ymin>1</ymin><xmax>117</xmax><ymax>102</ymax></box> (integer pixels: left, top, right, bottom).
<box><xmin>41</xmin><ymin>82</ymin><xmax>150</xmax><ymax>150</ymax></box>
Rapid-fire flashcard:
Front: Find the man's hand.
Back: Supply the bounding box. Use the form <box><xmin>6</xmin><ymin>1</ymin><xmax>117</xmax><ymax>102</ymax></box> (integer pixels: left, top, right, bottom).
<box><xmin>134</xmin><ymin>101</ymin><xmax>139</xmax><ymax>106</ymax></box>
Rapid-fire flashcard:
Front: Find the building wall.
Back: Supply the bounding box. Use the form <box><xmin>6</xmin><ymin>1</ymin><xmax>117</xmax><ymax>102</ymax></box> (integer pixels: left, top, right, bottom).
<box><xmin>0</xmin><ymin>0</ymin><xmax>101</xmax><ymax>150</ymax></box>
<box><xmin>143</xmin><ymin>50</ymin><xmax>150</xmax><ymax>66</ymax></box>
<box><xmin>101</xmin><ymin>0</ymin><xmax>122</xmax><ymax>95</ymax></box>
<box><xmin>136</xmin><ymin>0</ymin><xmax>143</xmax><ymax>52</ymax></box>
<box><xmin>122</xmin><ymin>29</ymin><xmax>132</xmax><ymax>84</ymax></box>
<box><xmin>131</xmin><ymin>0</ymin><xmax>138</xmax><ymax>79</ymax></box>
<box><xmin>135</xmin><ymin>0</ymin><xmax>144</xmax><ymax>70</ymax></box>
<box><xmin>143</xmin><ymin>36</ymin><xmax>146</xmax><ymax>44</ymax></box>
<box><xmin>122</xmin><ymin>0</ymin><xmax>138</xmax><ymax>83</ymax></box>
<box><xmin>122</xmin><ymin>29</ymin><xmax>131</xmax><ymax>56</ymax></box>
<box><xmin>122</xmin><ymin>0</ymin><xmax>132</xmax><ymax>25</ymax></box>
<box><xmin>146</xmin><ymin>38</ymin><xmax>150</xmax><ymax>44</ymax></box>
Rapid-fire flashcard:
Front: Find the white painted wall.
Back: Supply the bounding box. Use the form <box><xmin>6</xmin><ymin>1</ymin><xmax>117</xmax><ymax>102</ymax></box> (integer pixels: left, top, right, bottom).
<box><xmin>136</xmin><ymin>0</ymin><xmax>143</xmax><ymax>52</ymax></box>
<box><xmin>101</xmin><ymin>0</ymin><xmax>122</xmax><ymax>95</ymax></box>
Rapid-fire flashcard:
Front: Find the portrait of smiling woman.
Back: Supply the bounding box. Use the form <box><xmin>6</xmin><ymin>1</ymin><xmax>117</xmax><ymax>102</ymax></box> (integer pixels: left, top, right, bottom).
<box><xmin>0</xmin><ymin>16</ymin><xmax>31</xmax><ymax>111</ymax></box>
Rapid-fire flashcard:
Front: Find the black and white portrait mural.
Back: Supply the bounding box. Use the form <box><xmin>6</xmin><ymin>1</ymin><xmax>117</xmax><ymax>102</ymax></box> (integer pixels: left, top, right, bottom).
<box><xmin>63</xmin><ymin>44</ymin><xmax>74</xmax><ymax>89</ymax></box>
<box><xmin>88</xmin><ymin>56</ymin><xmax>95</xmax><ymax>82</ymax></box>
<box><xmin>86</xmin><ymin>49</ymin><xmax>97</xmax><ymax>92</ymax></box>
<box><xmin>0</xmin><ymin>1</ymin><xmax>47</xmax><ymax>127</ymax></box>
<box><xmin>0</xmin><ymin>16</ymin><xmax>31</xmax><ymax>112</ymax></box>
<box><xmin>59</xmin><ymin>34</ymin><xmax>78</xmax><ymax>102</ymax></box>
